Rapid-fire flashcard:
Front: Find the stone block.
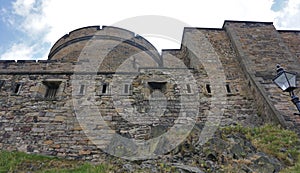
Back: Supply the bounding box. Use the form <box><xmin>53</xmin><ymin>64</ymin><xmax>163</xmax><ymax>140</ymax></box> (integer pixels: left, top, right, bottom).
<box><xmin>32</xmin><ymin>127</ymin><xmax>44</xmax><ymax>133</ymax></box>
<box><xmin>54</xmin><ymin>116</ymin><xmax>66</xmax><ymax>122</ymax></box>
<box><xmin>44</xmin><ymin>140</ymin><xmax>54</xmax><ymax>145</ymax></box>
<box><xmin>4</xmin><ymin>127</ymin><xmax>13</xmax><ymax>131</ymax></box>
<box><xmin>79</xmin><ymin>150</ymin><xmax>91</xmax><ymax>155</ymax></box>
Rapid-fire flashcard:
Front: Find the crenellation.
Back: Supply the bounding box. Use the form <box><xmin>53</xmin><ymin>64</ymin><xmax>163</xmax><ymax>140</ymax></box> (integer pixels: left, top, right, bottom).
<box><xmin>101</xmin><ymin>26</ymin><xmax>135</xmax><ymax>38</ymax></box>
<box><xmin>16</xmin><ymin>60</ymin><xmax>37</xmax><ymax>63</ymax></box>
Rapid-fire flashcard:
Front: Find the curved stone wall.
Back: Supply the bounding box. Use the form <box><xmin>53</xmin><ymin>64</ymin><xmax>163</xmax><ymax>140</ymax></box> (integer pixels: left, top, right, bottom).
<box><xmin>48</xmin><ymin>26</ymin><xmax>161</xmax><ymax>67</ymax></box>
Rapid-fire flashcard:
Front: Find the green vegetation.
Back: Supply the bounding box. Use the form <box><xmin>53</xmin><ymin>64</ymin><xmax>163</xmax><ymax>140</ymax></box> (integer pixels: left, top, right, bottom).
<box><xmin>222</xmin><ymin>124</ymin><xmax>300</xmax><ymax>172</ymax></box>
<box><xmin>1</xmin><ymin>124</ymin><xmax>300</xmax><ymax>172</ymax></box>
<box><xmin>281</xmin><ymin>155</ymin><xmax>300</xmax><ymax>173</ymax></box>
<box><xmin>246</xmin><ymin>124</ymin><xmax>299</xmax><ymax>165</ymax></box>
<box><xmin>0</xmin><ymin>150</ymin><xmax>109</xmax><ymax>173</ymax></box>
<box><xmin>0</xmin><ymin>150</ymin><xmax>167</xmax><ymax>172</ymax></box>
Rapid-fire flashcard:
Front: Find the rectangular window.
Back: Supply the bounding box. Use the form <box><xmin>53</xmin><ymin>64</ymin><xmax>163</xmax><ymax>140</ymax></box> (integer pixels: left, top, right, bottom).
<box><xmin>0</xmin><ymin>80</ymin><xmax>5</xmax><ymax>90</ymax></box>
<box><xmin>79</xmin><ymin>85</ymin><xmax>85</xmax><ymax>95</ymax></box>
<box><xmin>98</xmin><ymin>83</ymin><xmax>110</xmax><ymax>95</ymax></box>
<box><xmin>148</xmin><ymin>81</ymin><xmax>166</xmax><ymax>93</ymax></box>
<box><xmin>102</xmin><ymin>83</ymin><xmax>108</xmax><ymax>94</ymax></box>
<box><xmin>122</xmin><ymin>84</ymin><xmax>132</xmax><ymax>95</ymax></box>
<box><xmin>206</xmin><ymin>84</ymin><xmax>211</xmax><ymax>94</ymax></box>
<box><xmin>226</xmin><ymin>84</ymin><xmax>231</xmax><ymax>93</ymax></box>
<box><xmin>124</xmin><ymin>84</ymin><xmax>129</xmax><ymax>94</ymax></box>
<box><xmin>186</xmin><ymin>84</ymin><xmax>192</xmax><ymax>94</ymax></box>
<box><xmin>12</xmin><ymin>83</ymin><xmax>22</xmax><ymax>94</ymax></box>
<box><xmin>43</xmin><ymin>81</ymin><xmax>61</xmax><ymax>99</ymax></box>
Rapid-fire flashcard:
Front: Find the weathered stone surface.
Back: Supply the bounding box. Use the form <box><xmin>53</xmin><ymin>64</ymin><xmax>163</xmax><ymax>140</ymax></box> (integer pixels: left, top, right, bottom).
<box><xmin>44</xmin><ymin>140</ymin><xmax>54</xmax><ymax>145</ymax></box>
<box><xmin>54</xmin><ymin>115</ymin><xmax>66</xmax><ymax>122</ymax></box>
<box><xmin>79</xmin><ymin>150</ymin><xmax>91</xmax><ymax>155</ymax></box>
<box><xmin>0</xmin><ymin>21</ymin><xmax>299</xmax><ymax>172</ymax></box>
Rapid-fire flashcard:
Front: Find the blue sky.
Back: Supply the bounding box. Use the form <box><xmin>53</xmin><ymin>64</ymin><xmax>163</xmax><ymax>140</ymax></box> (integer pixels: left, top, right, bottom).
<box><xmin>271</xmin><ymin>0</ymin><xmax>288</xmax><ymax>11</ymax></box>
<box><xmin>0</xmin><ymin>0</ymin><xmax>300</xmax><ymax>60</ymax></box>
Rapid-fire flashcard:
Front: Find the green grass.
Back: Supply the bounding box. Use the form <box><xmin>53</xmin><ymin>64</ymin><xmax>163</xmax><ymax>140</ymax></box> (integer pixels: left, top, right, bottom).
<box><xmin>0</xmin><ymin>150</ymin><xmax>109</xmax><ymax>173</ymax></box>
<box><xmin>245</xmin><ymin>124</ymin><xmax>299</xmax><ymax>166</ymax></box>
<box><xmin>222</xmin><ymin>124</ymin><xmax>300</xmax><ymax>171</ymax></box>
<box><xmin>281</xmin><ymin>155</ymin><xmax>300</xmax><ymax>173</ymax></box>
<box><xmin>39</xmin><ymin>163</ymin><xmax>108</xmax><ymax>173</ymax></box>
<box><xmin>0</xmin><ymin>150</ymin><xmax>176</xmax><ymax>173</ymax></box>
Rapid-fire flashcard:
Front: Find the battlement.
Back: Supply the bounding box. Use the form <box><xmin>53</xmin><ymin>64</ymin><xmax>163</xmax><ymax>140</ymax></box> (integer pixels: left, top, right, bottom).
<box><xmin>222</xmin><ymin>20</ymin><xmax>274</xmax><ymax>28</ymax></box>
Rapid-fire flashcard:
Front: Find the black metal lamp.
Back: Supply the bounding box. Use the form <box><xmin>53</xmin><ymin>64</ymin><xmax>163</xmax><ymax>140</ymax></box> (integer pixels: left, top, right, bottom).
<box><xmin>273</xmin><ymin>64</ymin><xmax>300</xmax><ymax>113</ymax></box>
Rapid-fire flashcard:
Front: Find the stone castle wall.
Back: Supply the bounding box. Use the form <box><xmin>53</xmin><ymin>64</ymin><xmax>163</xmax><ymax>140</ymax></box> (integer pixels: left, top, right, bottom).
<box><xmin>0</xmin><ymin>21</ymin><xmax>299</xmax><ymax>160</ymax></box>
<box><xmin>224</xmin><ymin>21</ymin><xmax>300</xmax><ymax>131</ymax></box>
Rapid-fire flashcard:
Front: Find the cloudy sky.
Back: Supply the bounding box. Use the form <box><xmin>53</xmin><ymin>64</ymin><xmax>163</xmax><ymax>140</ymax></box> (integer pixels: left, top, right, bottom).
<box><xmin>0</xmin><ymin>0</ymin><xmax>300</xmax><ymax>60</ymax></box>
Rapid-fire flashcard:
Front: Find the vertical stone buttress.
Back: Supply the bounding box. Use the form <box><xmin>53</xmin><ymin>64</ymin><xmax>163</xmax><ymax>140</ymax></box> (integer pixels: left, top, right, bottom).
<box><xmin>224</xmin><ymin>21</ymin><xmax>300</xmax><ymax>133</ymax></box>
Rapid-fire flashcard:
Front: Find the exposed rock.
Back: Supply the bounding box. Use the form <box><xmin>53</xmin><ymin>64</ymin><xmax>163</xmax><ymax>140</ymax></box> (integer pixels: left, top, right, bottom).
<box><xmin>170</xmin><ymin>163</ymin><xmax>205</xmax><ymax>173</ymax></box>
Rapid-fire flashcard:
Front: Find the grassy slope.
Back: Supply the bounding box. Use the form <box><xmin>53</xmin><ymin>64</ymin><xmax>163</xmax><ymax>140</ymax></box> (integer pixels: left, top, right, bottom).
<box><xmin>222</xmin><ymin>124</ymin><xmax>300</xmax><ymax>172</ymax></box>
<box><xmin>1</xmin><ymin>124</ymin><xmax>300</xmax><ymax>172</ymax></box>
<box><xmin>0</xmin><ymin>151</ymin><xmax>109</xmax><ymax>173</ymax></box>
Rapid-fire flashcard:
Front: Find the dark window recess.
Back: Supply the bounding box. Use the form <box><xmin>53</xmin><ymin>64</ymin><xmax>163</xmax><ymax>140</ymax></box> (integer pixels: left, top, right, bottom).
<box><xmin>102</xmin><ymin>83</ymin><xmax>108</xmax><ymax>94</ymax></box>
<box><xmin>12</xmin><ymin>83</ymin><xmax>21</xmax><ymax>94</ymax></box>
<box><xmin>206</xmin><ymin>84</ymin><xmax>211</xmax><ymax>94</ymax></box>
<box><xmin>226</xmin><ymin>84</ymin><xmax>231</xmax><ymax>93</ymax></box>
<box><xmin>33</xmin><ymin>116</ymin><xmax>38</xmax><ymax>123</ymax></box>
<box><xmin>186</xmin><ymin>84</ymin><xmax>192</xmax><ymax>93</ymax></box>
<box><xmin>43</xmin><ymin>81</ymin><xmax>61</xmax><ymax>99</ymax></box>
<box><xmin>124</xmin><ymin>84</ymin><xmax>129</xmax><ymax>94</ymax></box>
<box><xmin>148</xmin><ymin>81</ymin><xmax>166</xmax><ymax>92</ymax></box>
<box><xmin>0</xmin><ymin>80</ymin><xmax>5</xmax><ymax>89</ymax></box>
<box><xmin>45</xmin><ymin>87</ymin><xmax>58</xmax><ymax>99</ymax></box>
<box><xmin>79</xmin><ymin>85</ymin><xmax>85</xmax><ymax>95</ymax></box>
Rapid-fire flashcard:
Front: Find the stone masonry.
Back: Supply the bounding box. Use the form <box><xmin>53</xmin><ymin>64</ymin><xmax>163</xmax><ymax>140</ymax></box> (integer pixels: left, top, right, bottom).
<box><xmin>0</xmin><ymin>21</ymin><xmax>299</xmax><ymax>160</ymax></box>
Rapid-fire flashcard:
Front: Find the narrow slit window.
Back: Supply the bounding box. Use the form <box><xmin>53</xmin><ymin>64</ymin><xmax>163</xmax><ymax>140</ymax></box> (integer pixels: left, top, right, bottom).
<box><xmin>0</xmin><ymin>80</ymin><xmax>4</xmax><ymax>90</ymax></box>
<box><xmin>186</xmin><ymin>84</ymin><xmax>192</xmax><ymax>94</ymax></box>
<box><xmin>13</xmin><ymin>83</ymin><xmax>21</xmax><ymax>94</ymax></box>
<box><xmin>226</xmin><ymin>84</ymin><xmax>231</xmax><ymax>93</ymax></box>
<box><xmin>102</xmin><ymin>83</ymin><xmax>108</xmax><ymax>94</ymax></box>
<box><xmin>206</xmin><ymin>84</ymin><xmax>211</xmax><ymax>94</ymax></box>
<box><xmin>79</xmin><ymin>85</ymin><xmax>85</xmax><ymax>95</ymax></box>
<box><xmin>124</xmin><ymin>84</ymin><xmax>129</xmax><ymax>94</ymax></box>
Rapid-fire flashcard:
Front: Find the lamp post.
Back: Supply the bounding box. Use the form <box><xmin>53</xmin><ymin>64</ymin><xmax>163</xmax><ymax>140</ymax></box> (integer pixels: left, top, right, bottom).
<box><xmin>273</xmin><ymin>64</ymin><xmax>300</xmax><ymax>113</ymax></box>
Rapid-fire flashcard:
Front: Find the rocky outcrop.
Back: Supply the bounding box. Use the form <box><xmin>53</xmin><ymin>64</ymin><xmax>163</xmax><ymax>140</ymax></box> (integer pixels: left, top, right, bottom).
<box><xmin>91</xmin><ymin>125</ymin><xmax>295</xmax><ymax>173</ymax></box>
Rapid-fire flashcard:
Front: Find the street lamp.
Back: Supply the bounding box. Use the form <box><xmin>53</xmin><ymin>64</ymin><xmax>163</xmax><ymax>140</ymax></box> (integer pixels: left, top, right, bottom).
<box><xmin>273</xmin><ymin>64</ymin><xmax>300</xmax><ymax>113</ymax></box>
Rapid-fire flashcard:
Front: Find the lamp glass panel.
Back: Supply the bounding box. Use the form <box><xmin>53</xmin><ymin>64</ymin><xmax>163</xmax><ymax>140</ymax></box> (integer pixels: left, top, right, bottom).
<box><xmin>274</xmin><ymin>73</ymin><xmax>290</xmax><ymax>91</ymax></box>
<box><xmin>286</xmin><ymin>72</ymin><xmax>297</xmax><ymax>88</ymax></box>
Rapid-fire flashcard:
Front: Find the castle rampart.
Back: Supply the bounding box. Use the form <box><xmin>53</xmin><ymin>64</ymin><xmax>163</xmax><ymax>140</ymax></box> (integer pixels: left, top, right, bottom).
<box><xmin>0</xmin><ymin>20</ymin><xmax>299</xmax><ymax>160</ymax></box>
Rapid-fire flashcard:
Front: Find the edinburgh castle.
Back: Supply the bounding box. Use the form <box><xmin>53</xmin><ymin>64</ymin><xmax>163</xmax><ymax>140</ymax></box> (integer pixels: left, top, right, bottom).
<box><xmin>0</xmin><ymin>20</ymin><xmax>300</xmax><ymax>171</ymax></box>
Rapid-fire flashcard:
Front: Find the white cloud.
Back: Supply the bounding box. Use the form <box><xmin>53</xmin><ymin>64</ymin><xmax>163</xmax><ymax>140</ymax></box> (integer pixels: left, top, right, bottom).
<box><xmin>0</xmin><ymin>43</ymin><xmax>35</xmax><ymax>60</ymax></box>
<box><xmin>1</xmin><ymin>0</ymin><xmax>300</xmax><ymax>60</ymax></box>
<box><xmin>39</xmin><ymin>0</ymin><xmax>277</xmax><ymax>48</ymax></box>
<box><xmin>12</xmin><ymin>0</ymin><xmax>49</xmax><ymax>36</ymax></box>
<box><xmin>274</xmin><ymin>0</ymin><xmax>300</xmax><ymax>29</ymax></box>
